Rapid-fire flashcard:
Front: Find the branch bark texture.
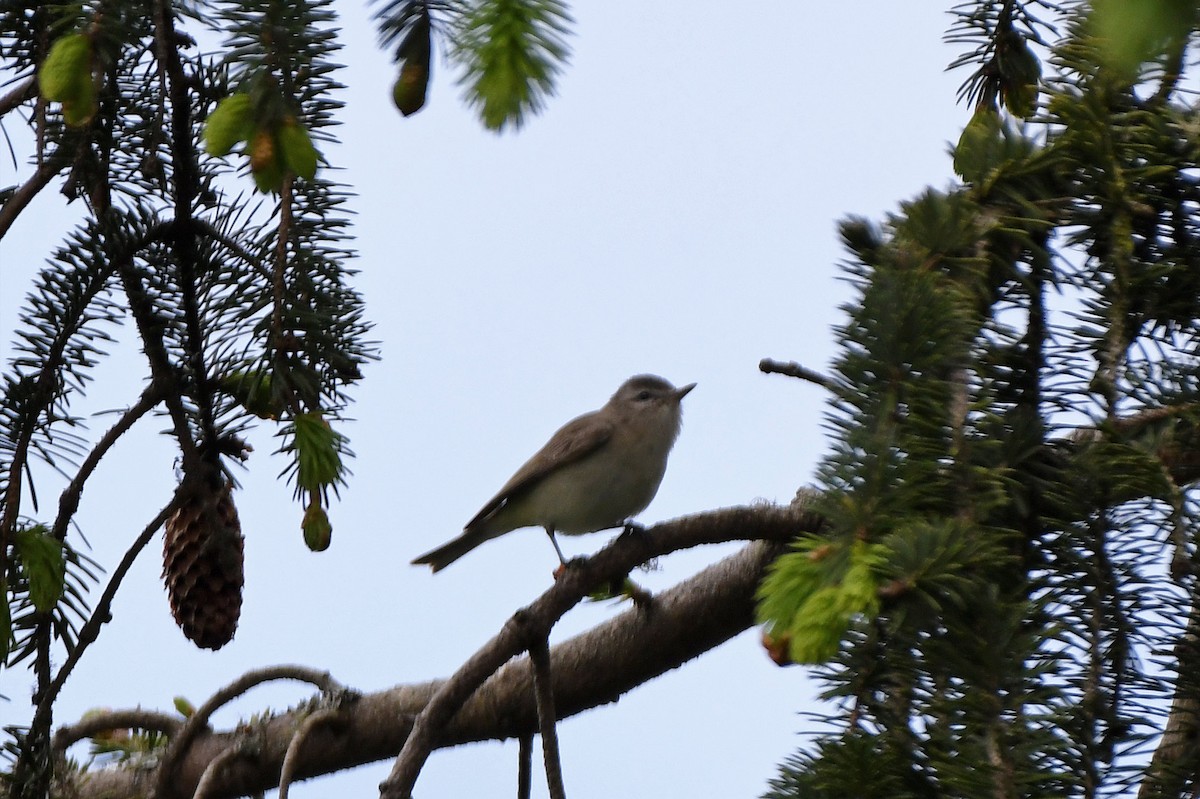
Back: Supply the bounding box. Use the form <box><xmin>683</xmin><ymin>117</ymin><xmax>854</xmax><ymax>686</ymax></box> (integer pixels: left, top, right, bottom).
<box><xmin>66</xmin><ymin>504</ymin><xmax>813</xmax><ymax>799</ymax></box>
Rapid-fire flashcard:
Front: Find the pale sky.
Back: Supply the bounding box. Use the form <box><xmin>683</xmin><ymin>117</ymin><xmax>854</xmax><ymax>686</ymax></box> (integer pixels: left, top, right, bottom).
<box><xmin>1</xmin><ymin>2</ymin><xmax>968</xmax><ymax>795</ymax></box>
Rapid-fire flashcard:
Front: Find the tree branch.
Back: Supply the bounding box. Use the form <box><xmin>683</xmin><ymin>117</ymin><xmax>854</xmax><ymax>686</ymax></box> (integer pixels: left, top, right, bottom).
<box><xmin>380</xmin><ymin>505</ymin><xmax>811</xmax><ymax>797</ymax></box>
<box><xmin>0</xmin><ymin>75</ymin><xmax>35</xmax><ymax>117</ymax></box>
<box><xmin>62</xmin><ymin>504</ymin><xmax>811</xmax><ymax>799</ymax></box>
<box><xmin>155</xmin><ymin>665</ymin><xmax>344</xmax><ymax>797</ymax></box>
<box><xmin>42</xmin><ymin>403</ymin><xmax>1200</xmax><ymax>799</ymax></box>
<box><xmin>0</xmin><ymin>74</ymin><xmax>55</xmax><ymax>235</ymax></box>
<box><xmin>529</xmin><ymin>635</ymin><xmax>566</xmax><ymax>799</ymax></box>
<box><xmin>0</xmin><ymin>159</ymin><xmax>59</xmax><ymax>240</ymax></box>
<box><xmin>517</xmin><ymin>733</ymin><xmax>533</xmax><ymax>799</ymax></box>
<box><xmin>53</xmin><ymin>709</ymin><xmax>183</xmax><ymax>752</ymax></box>
<box><xmin>758</xmin><ymin>357</ymin><xmax>836</xmax><ymax>391</ymax></box>
<box><xmin>151</xmin><ymin>0</ymin><xmax>217</xmax><ymax>447</ymax></box>
<box><xmin>278</xmin><ymin>708</ymin><xmax>344</xmax><ymax>799</ymax></box>
<box><xmin>193</xmin><ymin>747</ymin><xmax>244</xmax><ymax>799</ymax></box>
<box><xmin>115</xmin><ymin>248</ymin><xmax>203</xmax><ymax>468</ymax></box>
<box><xmin>51</xmin><ymin>383</ymin><xmax>165</xmax><ymax>542</ymax></box>
<box><xmin>28</xmin><ymin>503</ymin><xmax>176</xmax><ymax>761</ymax></box>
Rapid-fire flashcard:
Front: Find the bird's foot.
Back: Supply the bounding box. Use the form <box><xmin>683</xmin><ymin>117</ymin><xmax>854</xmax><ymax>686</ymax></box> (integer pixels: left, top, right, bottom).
<box><xmin>619</xmin><ymin>521</ymin><xmax>646</xmax><ymax>539</ymax></box>
<box><xmin>552</xmin><ymin>556</ymin><xmax>588</xmax><ymax>580</ymax></box>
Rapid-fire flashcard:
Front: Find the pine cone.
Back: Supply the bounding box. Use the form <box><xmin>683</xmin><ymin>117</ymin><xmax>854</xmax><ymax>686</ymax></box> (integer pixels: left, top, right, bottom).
<box><xmin>162</xmin><ymin>477</ymin><xmax>244</xmax><ymax>650</ymax></box>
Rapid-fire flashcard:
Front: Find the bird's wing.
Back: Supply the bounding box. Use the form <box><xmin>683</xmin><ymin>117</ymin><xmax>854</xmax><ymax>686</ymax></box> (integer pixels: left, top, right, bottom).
<box><xmin>464</xmin><ymin>411</ymin><xmax>613</xmax><ymax>530</ymax></box>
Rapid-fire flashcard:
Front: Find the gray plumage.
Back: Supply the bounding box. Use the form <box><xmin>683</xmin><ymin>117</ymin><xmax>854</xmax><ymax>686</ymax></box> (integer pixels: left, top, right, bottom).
<box><xmin>412</xmin><ymin>374</ymin><xmax>695</xmax><ymax>572</ymax></box>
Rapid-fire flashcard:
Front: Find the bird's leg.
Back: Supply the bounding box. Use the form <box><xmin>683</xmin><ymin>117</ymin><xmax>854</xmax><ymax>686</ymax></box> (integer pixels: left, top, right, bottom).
<box><xmin>545</xmin><ymin>527</ymin><xmax>568</xmax><ymax>564</ymax></box>
<box><xmin>547</xmin><ymin>527</ymin><xmax>592</xmax><ymax>579</ymax></box>
<box><xmin>546</xmin><ymin>528</ymin><xmax>573</xmax><ymax>580</ymax></box>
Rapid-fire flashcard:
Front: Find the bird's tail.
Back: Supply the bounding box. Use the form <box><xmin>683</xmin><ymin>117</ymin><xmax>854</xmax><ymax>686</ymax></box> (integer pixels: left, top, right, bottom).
<box><xmin>411</xmin><ymin>529</ymin><xmax>493</xmax><ymax>572</ymax></box>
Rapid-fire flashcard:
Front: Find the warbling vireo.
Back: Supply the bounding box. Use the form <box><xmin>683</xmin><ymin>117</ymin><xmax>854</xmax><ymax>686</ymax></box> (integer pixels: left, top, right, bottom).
<box><xmin>412</xmin><ymin>374</ymin><xmax>695</xmax><ymax>572</ymax></box>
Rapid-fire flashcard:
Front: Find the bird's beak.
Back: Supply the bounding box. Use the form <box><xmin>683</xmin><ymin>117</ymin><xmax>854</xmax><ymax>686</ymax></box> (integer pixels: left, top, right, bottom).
<box><xmin>675</xmin><ymin>383</ymin><xmax>697</xmax><ymax>401</ymax></box>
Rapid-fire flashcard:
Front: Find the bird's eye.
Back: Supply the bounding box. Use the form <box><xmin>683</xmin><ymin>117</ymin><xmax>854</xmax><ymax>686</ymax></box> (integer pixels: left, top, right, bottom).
<box><xmin>636</xmin><ymin>390</ymin><xmax>653</xmax><ymax>401</ymax></box>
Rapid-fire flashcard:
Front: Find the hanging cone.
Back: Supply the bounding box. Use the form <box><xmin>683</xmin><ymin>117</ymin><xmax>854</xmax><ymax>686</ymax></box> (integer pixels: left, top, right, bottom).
<box><xmin>162</xmin><ymin>476</ymin><xmax>244</xmax><ymax>650</ymax></box>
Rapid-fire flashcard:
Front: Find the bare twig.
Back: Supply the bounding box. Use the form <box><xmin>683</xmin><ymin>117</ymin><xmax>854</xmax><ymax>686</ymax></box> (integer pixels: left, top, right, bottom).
<box><xmin>30</xmin><ymin>504</ymin><xmax>175</xmax><ymax>754</ymax></box>
<box><xmin>1153</xmin><ymin>34</ymin><xmax>1187</xmax><ymax>105</ymax></box>
<box><xmin>273</xmin><ymin>178</ymin><xmax>291</xmax><ymax>342</ymax></box>
<box><xmin>53</xmin><ymin>709</ymin><xmax>183</xmax><ymax>752</ymax></box>
<box><xmin>278</xmin><ymin>708</ymin><xmax>343</xmax><ymax>799</ymax></box>
<box><xmin>758</xmin><ymin>357</ymin><xmax>837</xmax><ymax>391</ymax></box>
<box><xmin>192</xmin><ymin>746</ymin><xmax>243</xmax><ymax>799</ymax></box>
<box><xmin>271</xmin><ymin>179</ymin><xmax>296</xmax><ymax>414</ymax></box>
<box><xmin>1110</xmin><ymin>402</ymin><xmax>1200</xmax><ymax>431</ymax></box>
<box><xmin>0</xmin><ymin>75</ymin><xmax>35</xmax><ymax>116</ymax></box>
<box><xmin>115</xmin><ymin>247</ymin><xmax>205</xmax><ymax>469</ymax></box>
<box><xmin>51</xmin><ymin>384</ymin><xmax>165</xmax><ymax>542</ymax></box>
<box><xmin>529</xmin><ymin>635</ymin><xmax>566</xmax><ymax>799</ymax></box>
<box><xmin>379</xmin><ymin>505</ymin><xmax>813</xmax><ymax>799</ymax></box>
<box><xmin>0</xmin><ymin>157</ymin><xmax>57</xmax><ymax>239</ymax></box>
<box><xmin>0</xmin><ymin>76</ymin><xmax>36</xmax><ymax>173</ymax></box>
<box><xmin>517</xmin><ymin>734</ymin><xmax>533</xmax><ymax>799</ymax></box>
<box><xmin>156</xmin><ymin>666</ymin><xmax>341</xmax><ymax>797</ymax></box>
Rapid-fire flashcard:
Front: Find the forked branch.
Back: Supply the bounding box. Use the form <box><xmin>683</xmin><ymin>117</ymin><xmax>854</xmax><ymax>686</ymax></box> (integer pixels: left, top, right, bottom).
<box><xmin>63</xmin><ymin>504</ymin><xmax>812</xmax><ymax>799</ymax></box>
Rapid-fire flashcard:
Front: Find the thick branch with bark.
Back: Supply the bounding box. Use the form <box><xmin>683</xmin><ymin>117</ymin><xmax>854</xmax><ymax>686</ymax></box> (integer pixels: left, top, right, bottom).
<box><xmin>39</xmin><ymin>394</ymin><xmax>1200</xmax><ymax>799</ymax></box>
<box><xmin>62</xmin><ymin>504</ymin><xmax>815</xmax><ymax>799</ymax></box>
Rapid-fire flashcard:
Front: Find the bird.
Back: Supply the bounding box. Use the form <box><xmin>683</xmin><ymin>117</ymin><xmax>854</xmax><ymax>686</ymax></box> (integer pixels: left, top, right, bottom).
<box><xmin>412</xmin><ymin>374</ymin><xmax>695</xmax><ymax>572</ymax></box>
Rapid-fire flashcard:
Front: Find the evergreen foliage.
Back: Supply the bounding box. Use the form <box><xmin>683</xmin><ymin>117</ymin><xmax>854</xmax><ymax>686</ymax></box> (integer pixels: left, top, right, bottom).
<box><xmin>373</xmin><ymin>0</ymin><xmax>573</xmax><ymax>128</ymax></box>
<box><xmin>759</xmin><ymin>2</ymin><xmax>1200</xmax><ymax>796</ymax></box>
<box><xmin>2</xmin><ymin>0</ymin><xmax>1200</xmax><ymax>796</ymax></box>
<box><xmin>0</xmin><ymin>0</ymin><xmax>575</xmax><ymax>793</ymax></box>
<box><xmin>0</xmin><ymin>0</ymin><xmax>376</xmax><ymax>792</ymax></box>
